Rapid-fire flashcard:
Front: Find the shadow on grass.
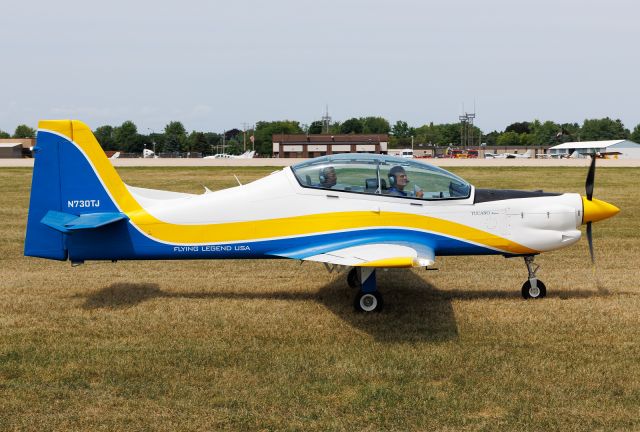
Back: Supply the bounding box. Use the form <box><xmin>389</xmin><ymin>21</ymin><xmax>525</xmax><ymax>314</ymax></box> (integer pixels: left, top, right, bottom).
<box><xmin>78</xmin><ymin>271</ymin><xmax>459</xmax><ymax>342</ymax></box>
<box><xmin>78</xmin><ymin>271</ymin><xmax>624</xmax><ymax>342</ymax></box>
<box><xmin>317</xmin><ymin>270</ymin><xmax>459</xmax><ymax>342</ymax></box>
<box><xmin>78</xmin><ymin>282</ymin><xmax>317</xmax><ymax>309</ymax></box>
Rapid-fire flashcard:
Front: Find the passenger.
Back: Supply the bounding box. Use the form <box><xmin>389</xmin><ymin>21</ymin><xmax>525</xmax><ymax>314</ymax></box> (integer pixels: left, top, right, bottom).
<box><xmin>318</xmin><ymin>166</ymin><xmax>337</xmax><ymax>188</ymax></box>
<box><xmin>388</xmin><ymin>166</ymin><xmax>424</xmax><ymax>198</ymax></box>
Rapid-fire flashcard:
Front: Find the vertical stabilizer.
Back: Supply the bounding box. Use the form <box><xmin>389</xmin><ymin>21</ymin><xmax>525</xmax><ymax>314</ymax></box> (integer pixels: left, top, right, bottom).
<box><xmin>24</xmin><ymin>120</ymin><xmax>125</xmax><ymax>260</ymax></box>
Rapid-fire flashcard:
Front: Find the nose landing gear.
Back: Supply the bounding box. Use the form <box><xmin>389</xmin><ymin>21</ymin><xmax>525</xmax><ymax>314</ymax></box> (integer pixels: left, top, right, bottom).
<box><xmin>522</xmin><ymin>255</ymin><xmax>546</xmax><ymax>299</ymax></box>
<box><xmin>348</xmin><ymin>267</ymin><xmax>383</xmax><ymax>312</ymax></box>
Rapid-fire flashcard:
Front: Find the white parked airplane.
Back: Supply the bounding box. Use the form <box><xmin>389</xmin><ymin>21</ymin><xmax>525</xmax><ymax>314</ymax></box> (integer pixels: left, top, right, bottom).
<box><xmin>485</xmin><ymin>150</ymin><xmax>533</xmax><ymax>159</ymax></box>
<box><xmin>204</xmin><ymin>150</ymin><xmax>256</xmax><ymax>159</ymax></box>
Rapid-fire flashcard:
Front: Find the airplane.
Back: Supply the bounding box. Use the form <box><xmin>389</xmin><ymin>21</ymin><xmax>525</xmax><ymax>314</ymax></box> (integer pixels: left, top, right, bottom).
<box><xmin>143</xmin><ymin>148</ymin><xmax>157</xmax><ymax>158</ymax></box>
<box><xmin>24</xmin><ymin>120</ymin><xmax>620</xmax><ymax>312</ymax></box>
<box><xmin>485</xmin><ymin>149</ymin><xmax>533</xmax><ymax>159</ymax></box>
<box><xmin>204</xmin><ymin>150</ymin><xmax>256</xmax><ymax>159</ymax></box>
<box><xmin>109</xmin><ymin>151</ymin><xmax>120</xmax><ymax>160</ymax></box>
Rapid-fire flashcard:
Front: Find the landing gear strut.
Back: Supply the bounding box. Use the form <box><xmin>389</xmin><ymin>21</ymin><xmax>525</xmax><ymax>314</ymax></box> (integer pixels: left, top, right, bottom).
<box><xmin>350</xmin><ymin>267</ymin><xmax>383</xmax><ymax>312</ymax></box>
<box><xmin>521</xmin><ymin>255</ymin><xmax>546</xmax><ymax>299</ymax></box>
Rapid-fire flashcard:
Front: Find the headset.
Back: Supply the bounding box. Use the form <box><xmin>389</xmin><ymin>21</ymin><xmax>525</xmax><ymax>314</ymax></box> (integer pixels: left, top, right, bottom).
<box><xmin>319</xmin><ymin>167</ymin><xmax>334</xmax><ymax>184</ymax></box>
<box><xmin>319</xmin><ymin>168</ymin><xmax>327</xmax><ymax>183</ymax></box>
<box><xmin>388</xmin><ymin>166</ymin><xmax>410</xmax><ymax>188</ymax></box>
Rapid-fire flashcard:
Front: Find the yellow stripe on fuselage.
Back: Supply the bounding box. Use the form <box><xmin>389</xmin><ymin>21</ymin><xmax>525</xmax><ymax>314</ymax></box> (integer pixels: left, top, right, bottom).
<box><xmin>39</xmin><ymin>120</ymin><xmax>538</xmax><ymax>255</ymax></box>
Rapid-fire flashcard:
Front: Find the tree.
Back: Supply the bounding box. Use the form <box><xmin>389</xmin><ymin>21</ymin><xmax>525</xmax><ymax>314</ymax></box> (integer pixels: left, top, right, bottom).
<box><xmin>483</xmin><ymin>131</ymin><xmax>499</xmax><ymax>146</ymax></box>
<box><xmin>13</xmin><ymin>124</ymin><xmax>35</xmax><ymax>138</ymax></box>
<box><xmin>340</xmin><ymin>118</ymin><xmax>364</xmax><ymax>134</ymax></box>
<box><xmin>530</xmin><ymin>120</ymin><xmax>561</xmax><ymax>146</ymax></box>
<box><xmin>94</xmin><ymin>125</ymin><xmax>116</xmax><ymax>150</ymax></box>
<box><xmin>519</xmin><ymin>133</ymin><xmax>535</xmax><ymax>146</ymax></box>
<box><xmin>557</xmin><ymin>122</ymin><xmax>580</xmax><ymax>143</ymax></box>
<box><xmin>391</xmin><ymin>120</ymin><xmax>412</xmax><ymax>138</ymax></box>
<box><xmin>308</xmin><ymin>121</ymin><xmax>323</xmax><ymax>134</ymax></box>
<box><xmin>164</xmin><ymin>121</ymin><xmax>187</xmax><ymax>153</ymax></box>
<box><xmin>0</xmin><ymin>130</ymin><xmax>10</xmax><ymax>138</ymax></box>
<box><xmin>505</xmin><ymin>122</ymin><xmax>531</xmax><ymax>135</ymax></box>
<box><xmin>188</xmin><ymin>131</ymin><xmax>210</xmax><ymax>155</ymax></box>
<box><xmin>362</xmin><ymin>117</ymin><xmax>390</xmax><ymax>134</ymax></box>
<box><xmin>412</xmin><ymin>122</ymin><xmax>467</xmax><ymax>146</ymax></box>
<box><xmin>580</xmin><ymin>118</ymin><xmax>629</xmax><ymax>141</ymax></box>
<box><xmin>631</xmin><ymin>124</ymin><xmax>640</xmax><ymax>143</ymax></box>
<box><xmin>253</xmin><ymin>120</ymin><xmax>303</xmax><ymax>155</ymax></box>
<box><xmin>496</xmin><ymin>131</ymin><xmax>520</xmax><ymax>146</ymax></box>
<box><xmin>113</xmin><ymin>120</ymin><xmax>138</xmax><ymax>152</ymax></box>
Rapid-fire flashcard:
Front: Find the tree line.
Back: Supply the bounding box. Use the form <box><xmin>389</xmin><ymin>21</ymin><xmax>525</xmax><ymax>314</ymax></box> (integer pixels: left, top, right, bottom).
<box><xmin>2</xmin><ymin>116</ymin><xmax>639</xmax><ymax>157</ymax></box>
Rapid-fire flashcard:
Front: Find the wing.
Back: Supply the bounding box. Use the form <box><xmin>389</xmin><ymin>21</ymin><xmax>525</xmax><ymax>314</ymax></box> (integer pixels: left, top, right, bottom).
<box><xmin>271</xmin><ymin>242</ymin><xmax>435</xmax><ymax>268</ymax></box>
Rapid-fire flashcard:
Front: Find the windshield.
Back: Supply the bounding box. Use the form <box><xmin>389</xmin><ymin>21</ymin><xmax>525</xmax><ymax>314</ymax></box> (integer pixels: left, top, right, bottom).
<box><xmin>291</xmin><ymin>154</ymin><xmax>471</xmax><ymax>200</ymax></box>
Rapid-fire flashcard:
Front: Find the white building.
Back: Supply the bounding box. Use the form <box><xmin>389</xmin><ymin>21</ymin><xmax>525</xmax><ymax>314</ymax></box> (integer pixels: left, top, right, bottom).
<box><xmin>548</xmin><ymin>140</ymin><xmax>640</xmax><ymax>159</ymax></box>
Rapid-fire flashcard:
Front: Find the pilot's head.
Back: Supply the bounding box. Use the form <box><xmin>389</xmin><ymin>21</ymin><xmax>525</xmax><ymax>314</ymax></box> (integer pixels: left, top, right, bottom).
<box><xmin>389</xmin><ymin>166</ymin><xmax>409</xmax><ymax>190</ymax></box>
<box><xmin>319</xmin><ymin>166</ymin><xmax>337</xmax><ymax>188</ymax></box>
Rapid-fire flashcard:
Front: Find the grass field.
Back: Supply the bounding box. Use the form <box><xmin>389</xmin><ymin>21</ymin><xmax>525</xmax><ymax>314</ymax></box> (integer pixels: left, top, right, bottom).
<box><xmin>1</xmin><ymin>166</ymin><xmax>639</xmax><ymax>431</ymax></box>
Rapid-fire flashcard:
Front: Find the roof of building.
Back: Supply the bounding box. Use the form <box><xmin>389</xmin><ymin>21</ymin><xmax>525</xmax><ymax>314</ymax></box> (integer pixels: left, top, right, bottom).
<box><xmin>273</xmin><ymin>134</ymin><xmax>389</xmax><ymax>143</ymax></box>
<box><xmin>0</xmin><ymin>138</ymin><xmax>34</xmax><ymax>148</ymax></box>
<box><xmin>548</xmin><ymin>140</ymin><xmax>638</xmax><ymax>150</ymax></box>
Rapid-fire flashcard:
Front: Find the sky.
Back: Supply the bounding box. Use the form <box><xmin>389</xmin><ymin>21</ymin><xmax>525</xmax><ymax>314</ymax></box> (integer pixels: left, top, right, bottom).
<box><xmin>1</xmin><ymin>0</ymin><xmax>639</xmax><ymax>134</ymax></box>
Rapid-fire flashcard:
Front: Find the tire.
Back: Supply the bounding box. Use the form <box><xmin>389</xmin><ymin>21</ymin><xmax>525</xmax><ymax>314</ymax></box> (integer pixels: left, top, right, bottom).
<box><xmin>347</xmin><ymin>268</ymin><xmax>359</xmax><ymax>288</ymax></box>
<box><xmin>354</xmin><ymin>291</ymin><xmax>383</xmax><ymax>312</ymax></box>
<box><xmin>521</xmin><ymin>280</ymin><xmax>547</xmax><ymax>299</ymax></box>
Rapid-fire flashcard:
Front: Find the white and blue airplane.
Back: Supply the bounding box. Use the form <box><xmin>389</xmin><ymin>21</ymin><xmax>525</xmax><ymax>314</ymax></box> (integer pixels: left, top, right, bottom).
<box><xmin>25</xmin><ymin>120</ymin><xmax>619</xmax><ymax>312</ymax></box>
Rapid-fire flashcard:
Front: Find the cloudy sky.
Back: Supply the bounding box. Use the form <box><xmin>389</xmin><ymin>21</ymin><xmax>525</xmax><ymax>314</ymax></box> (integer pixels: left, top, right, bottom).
<box><xmin>1</xmin><ymin>0</ymin><xmax>638</xmax><ymax>134</ymax></box>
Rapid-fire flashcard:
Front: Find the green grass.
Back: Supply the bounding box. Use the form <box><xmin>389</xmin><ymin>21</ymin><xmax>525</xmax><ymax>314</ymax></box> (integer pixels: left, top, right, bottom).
<box><xmin>1</xmin><ymin>166</ymin><xmax>639</xmax><ymax>431</ymax></box>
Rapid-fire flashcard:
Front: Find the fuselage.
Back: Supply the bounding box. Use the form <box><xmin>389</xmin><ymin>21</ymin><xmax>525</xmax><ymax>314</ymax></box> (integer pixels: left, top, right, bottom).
<box><xmin>66</xmin><ymin>166</ymin><xmax>584</xmax><ymax>262</ymax></box>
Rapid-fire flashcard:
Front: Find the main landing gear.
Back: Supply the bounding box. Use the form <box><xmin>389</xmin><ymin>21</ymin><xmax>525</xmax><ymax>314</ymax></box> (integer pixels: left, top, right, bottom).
<box><xmin>521</xmin><ymin>255</ymin><xmax>546</xmax><ymax>299</ymax></box>
<box><xmin>348</xmin><ymin>267</ymin><xmax>383</xmax><ymax>312</ymax></box>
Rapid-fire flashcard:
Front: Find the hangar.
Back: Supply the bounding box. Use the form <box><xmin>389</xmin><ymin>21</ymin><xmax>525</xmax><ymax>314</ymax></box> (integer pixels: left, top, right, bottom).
<box><xmin>0</xmin><ymin>138</ymin><xmax>35</xmax><ymax>158</ymax></box>
<box><xmin>548</xmin><ymin>139</ymin><xmax>640</xmax><ymax>159</ymax></box>
<box><xmin>0</xmin><ymin>143</ymin><xmax>23</xmax><ymax>158</ymax></box>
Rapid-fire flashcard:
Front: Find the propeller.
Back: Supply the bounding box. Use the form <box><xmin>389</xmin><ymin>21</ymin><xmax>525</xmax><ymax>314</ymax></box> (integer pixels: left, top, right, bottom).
<box><xmin>584</xmin><ymin>155</ymin><xmax>596</xmax><ymax>263</ymax></box>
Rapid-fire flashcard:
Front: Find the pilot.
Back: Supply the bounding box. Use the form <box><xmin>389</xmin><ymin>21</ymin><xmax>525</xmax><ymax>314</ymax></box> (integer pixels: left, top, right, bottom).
<box><xmin>388</xmin><ymin>166</ymin><xmax>423</xmax><ymax>198</ymax></box>
<box><xmin>318</xmin><ymin>166</ymin><xmax>337</xmax><ymax>188</ymax></box>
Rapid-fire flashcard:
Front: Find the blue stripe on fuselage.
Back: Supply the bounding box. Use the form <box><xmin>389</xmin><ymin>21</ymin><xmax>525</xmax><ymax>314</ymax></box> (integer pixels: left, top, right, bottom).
<box><xmin>66</xmin><ymin>220</ymin><xmax>500</xmax><ymax>261</ymax></box>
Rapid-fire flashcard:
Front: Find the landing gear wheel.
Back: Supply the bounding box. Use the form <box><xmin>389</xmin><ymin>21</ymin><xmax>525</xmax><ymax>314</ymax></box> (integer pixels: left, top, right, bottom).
<box><xmin>521</xmin><ymin>280</ymin><xmax>547</xmax><ymax>299</ymax></box>
<box><xmin>347</xmin><ymin>268</ymin><xmax>359</xmax><ymax>288</ymax></box>
<box><xmin>354</xmin><ymin>291</ymin><xmax>383</xmax><ymax>312</ymax></box>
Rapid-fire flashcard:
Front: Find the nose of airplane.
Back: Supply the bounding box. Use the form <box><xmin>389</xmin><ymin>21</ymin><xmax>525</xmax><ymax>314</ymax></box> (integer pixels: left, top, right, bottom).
<box><xmin>582</xmin><ymin>196</ymin><xmax>620</xmax><ymax>224</ymax></box>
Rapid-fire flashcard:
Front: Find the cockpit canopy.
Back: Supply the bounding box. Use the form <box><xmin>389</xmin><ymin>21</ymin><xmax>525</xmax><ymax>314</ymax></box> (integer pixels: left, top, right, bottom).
<box><xmin>291</xmin><ymin>154</ymin><xmax>471</xmax><ymax>200</ymax></box>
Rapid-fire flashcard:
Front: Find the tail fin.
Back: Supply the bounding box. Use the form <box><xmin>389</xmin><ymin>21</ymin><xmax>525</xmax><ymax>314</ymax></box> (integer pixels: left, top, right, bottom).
<box><xmin>24</xmin><ymin>120</ymin><xmax>128</xmax><ymax>260</ymax></box>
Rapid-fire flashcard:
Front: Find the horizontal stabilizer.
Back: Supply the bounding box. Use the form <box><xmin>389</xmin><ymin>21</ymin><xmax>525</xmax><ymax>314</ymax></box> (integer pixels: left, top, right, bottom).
<box><xmin>41</xmin><ymin>210</ymin><xmax>128</xmax><ymax>233</ymax></box>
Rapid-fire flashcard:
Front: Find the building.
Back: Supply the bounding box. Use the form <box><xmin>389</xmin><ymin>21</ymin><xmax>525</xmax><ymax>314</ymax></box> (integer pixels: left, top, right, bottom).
<box><xmin>272</xmin><ymin>134</ymin><xmax>388</xmax><ymax>158</ymax></box>
<box><xmin>0</xmin><ymin>143</ymin><xmax>24</xmax><ymax>158</ymax></box>
<box><xmin>0</xmin><ymin>138</ymin><xmax>35</xmax><ymax>158</ymax></box>
<box><xmin>548</xmin><ymin>140</ymin><xmax>640</xmax><ymax>159</ymax></box>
